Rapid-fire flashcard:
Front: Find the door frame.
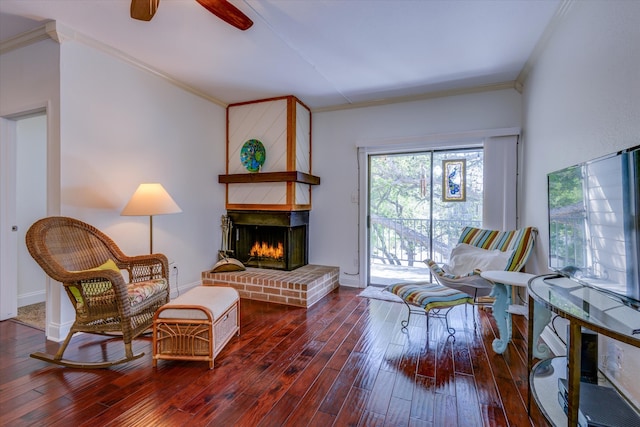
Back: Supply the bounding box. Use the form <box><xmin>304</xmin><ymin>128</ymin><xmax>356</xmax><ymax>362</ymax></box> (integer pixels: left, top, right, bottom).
<box><xmin>0</xmin><ymin>104</ymin><xmax>51</xmax><ymax>321</ymax></box>
<box><xmin>356</xmin><ymin>128</ymin><xmax>520</xmax><ymax>287</ymax></box>
<box><xmin>358</xmin><ymin>140</ymin><xmax>477</xmax><ymax>288</ymax></box>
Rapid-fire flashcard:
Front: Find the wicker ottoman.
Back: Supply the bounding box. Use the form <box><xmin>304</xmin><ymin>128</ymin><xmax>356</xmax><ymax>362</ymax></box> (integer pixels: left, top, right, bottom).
<box><xmin>152</xmin><ymin>286</ymin><xmax>239</xmax><ymax>369</ymax></box>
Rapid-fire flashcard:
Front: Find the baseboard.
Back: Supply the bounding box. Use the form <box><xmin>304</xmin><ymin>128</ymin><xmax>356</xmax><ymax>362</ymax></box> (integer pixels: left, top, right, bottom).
<box><xmin>46</xmin><ymin>319</ymin><xmax>74</xmax><ymax>343</ymax></box>
<box><xmin>339</xmin><ymin>275</ymin><xmax>360</xmax><ymax>287</ymax></box>
<box><xmin>18</xmin><ymin>290</ymin><xmax>46</xmax><ymax>307</ymax></box>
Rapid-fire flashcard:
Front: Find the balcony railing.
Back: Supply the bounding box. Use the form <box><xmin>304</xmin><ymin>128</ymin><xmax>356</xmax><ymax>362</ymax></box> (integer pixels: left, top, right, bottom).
<box><xmin>370</xmin><ymin>217</ymin><xmax>482</xmax><ymax>267</ymax></box>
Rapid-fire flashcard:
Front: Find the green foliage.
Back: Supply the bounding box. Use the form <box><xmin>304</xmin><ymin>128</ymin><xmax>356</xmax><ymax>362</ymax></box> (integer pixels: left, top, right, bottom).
<box><xmin>548</xmin><ymin>165</ymin><xmax>583</xmax><ymax>210</ymax></box>
<box><xmin>369</xmin><ymin>152</ymin><xmax>431</xmax><ymax>219</ymax></box>
<box><xmin>370</xmin><ymin>150</ymin><xmax>483</xmax><ymax>221</ymax></box>
<box><xmin>369</xmin><ymin>149</ymin><xmax>484</xmax><ymax>266</ymax></box>
<box><xmin>548</xmin><ymin>165</ymin><xmax>586</xmax><ymax>267</ymax></box>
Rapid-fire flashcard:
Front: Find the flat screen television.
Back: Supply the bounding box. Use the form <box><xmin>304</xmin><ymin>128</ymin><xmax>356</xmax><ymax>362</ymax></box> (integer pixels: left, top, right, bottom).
<box><xmin>547</xmin><ymin>145</ymin><xmax>640</xmax><ymax>305</ymax></box>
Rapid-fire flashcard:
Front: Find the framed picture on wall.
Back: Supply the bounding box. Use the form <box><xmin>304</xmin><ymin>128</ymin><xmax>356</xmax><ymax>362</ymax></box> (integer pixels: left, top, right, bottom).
<box><xmin>442</xmin><ymin>159</ymin><xmax>466</xmax><ymax>202</ymax></box>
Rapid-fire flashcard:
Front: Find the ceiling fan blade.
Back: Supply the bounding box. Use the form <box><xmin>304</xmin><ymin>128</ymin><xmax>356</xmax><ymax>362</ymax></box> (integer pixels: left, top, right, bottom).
<box><xmin>196</xmin><ymin>0</ymin><xmax>253</xmax><ymax>31</ymax></box>
<box><xmin>131</xmin><ymin>0</ymin><xmax>160</xmax><ymax>21</ymax></box>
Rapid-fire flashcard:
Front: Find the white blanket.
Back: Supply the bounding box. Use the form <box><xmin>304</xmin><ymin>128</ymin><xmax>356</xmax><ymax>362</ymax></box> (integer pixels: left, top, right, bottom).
<box><xmin>444</xmin><ymin>243</ymin><xmax>513</xmax><ymax>276</ymax></box>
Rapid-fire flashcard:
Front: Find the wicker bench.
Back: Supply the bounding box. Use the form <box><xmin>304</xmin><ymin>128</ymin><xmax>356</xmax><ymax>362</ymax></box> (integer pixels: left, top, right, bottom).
<box><xmin>152</xmin><ymin>286</ymin><xmax>240</xmax><ymax>369</ymax></box>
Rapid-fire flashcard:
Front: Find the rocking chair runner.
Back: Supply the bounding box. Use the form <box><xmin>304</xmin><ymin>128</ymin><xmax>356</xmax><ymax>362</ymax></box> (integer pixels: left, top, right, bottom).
<box><xmin>25</xmin><ymin>216</ymin><xmax>170</xmax><ymax>368</ymax></box>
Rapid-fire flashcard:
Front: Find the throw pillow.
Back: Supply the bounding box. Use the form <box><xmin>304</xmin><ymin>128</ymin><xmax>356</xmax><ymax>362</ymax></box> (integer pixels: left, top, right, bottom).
<box><xmin>442</xmin><ymin>243</ymin><xmax>514</xmax><ymax>276</ymax></box>
<box><xmin>69</xmin><ymin>259</ymin><xmax>122</xmax><ymax>303</ymax></box>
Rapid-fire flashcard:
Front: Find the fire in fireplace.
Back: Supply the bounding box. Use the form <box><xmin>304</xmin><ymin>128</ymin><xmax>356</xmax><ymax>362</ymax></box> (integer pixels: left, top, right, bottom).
<box><xmin>250</xmin><ymin>241</ymin><xmax>284</xmax><ymax>259</ymax></box>
<box><xmin>227</xmin><ymin>210</ymin><xmax>309</xmax><ymax>271</ymax></box>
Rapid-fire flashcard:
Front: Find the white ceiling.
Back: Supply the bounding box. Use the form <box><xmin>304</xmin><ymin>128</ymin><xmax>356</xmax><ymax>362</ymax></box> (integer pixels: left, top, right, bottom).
<box><xmin>0</xmin><ymin>0</ymin><xmax>562</xmax><ymax>110</ymax></box>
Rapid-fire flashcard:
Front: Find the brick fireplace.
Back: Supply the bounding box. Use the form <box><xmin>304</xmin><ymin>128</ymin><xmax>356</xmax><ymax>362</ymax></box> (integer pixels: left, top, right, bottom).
<box><xmin>202</xmin><ymin>265</ymin><xmax>339</xmax><ymax>308</ymax></box>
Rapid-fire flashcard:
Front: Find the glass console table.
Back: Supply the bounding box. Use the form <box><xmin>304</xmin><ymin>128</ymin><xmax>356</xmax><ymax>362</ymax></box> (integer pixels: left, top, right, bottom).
<box><xmin>528</xmin><ymin>274</ymin><xmax>640</xmax><ymax>426</ymax></box>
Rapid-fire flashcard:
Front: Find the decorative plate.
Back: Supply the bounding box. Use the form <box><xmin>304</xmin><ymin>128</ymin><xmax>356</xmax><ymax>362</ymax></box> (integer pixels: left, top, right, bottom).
<box><xmin>240</xmin><ymin>139</ymin><xmax>266</xmax><ymax>172</ymax></box>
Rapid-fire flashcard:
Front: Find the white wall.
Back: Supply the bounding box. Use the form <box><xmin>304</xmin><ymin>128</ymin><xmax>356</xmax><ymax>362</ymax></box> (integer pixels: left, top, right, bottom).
<box><xmin>312</xmin><ymin>89</ymin><xmax>522</xmax><ymax>286</ymax></box>
<box><xmin>521</xmin><ymin>0</ymin><xmax>640</xmax><ymax>404</ymax></box>
<box><xmin>1</xmin><ymin>35</ymin><xmax>226</xmax><ymax>339</ymax></box>
<box><xmin>58</xmin><ymin>40</ymin><xmax>226</xmax><ymax>289</ymax></box>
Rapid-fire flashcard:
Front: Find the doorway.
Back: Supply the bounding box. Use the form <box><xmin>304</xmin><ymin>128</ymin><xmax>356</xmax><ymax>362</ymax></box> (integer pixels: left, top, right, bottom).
<box><xmin>0</xmin><ymin>112</ymin><xmax>47</xmax><ymax>320</ymax></box>
<box><xmin>367</xmin><ymin>148</ymin><xmax>483</xmax><ymax>286</ymax></box>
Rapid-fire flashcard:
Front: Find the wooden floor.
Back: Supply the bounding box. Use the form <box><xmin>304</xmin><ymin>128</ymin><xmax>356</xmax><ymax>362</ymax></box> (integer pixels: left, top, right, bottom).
<box><xmin>0</xmin><ymin>286</ymin><xmax>550</xmax><ymax>426</ymax></box>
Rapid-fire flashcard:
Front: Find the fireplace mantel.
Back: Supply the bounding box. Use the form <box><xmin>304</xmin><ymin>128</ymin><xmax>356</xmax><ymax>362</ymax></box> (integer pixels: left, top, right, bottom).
<box><xmin>218</xmin><ymin>171</ymin><xmax>320</xmax><ymax>185</ymax></box>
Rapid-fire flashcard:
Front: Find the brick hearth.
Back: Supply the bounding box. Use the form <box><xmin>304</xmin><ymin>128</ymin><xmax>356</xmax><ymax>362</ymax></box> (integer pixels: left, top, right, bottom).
<box><xmin>202</xmin><ymin>264</ymin><xmax>340</xmax><ymax>308</ymax></box>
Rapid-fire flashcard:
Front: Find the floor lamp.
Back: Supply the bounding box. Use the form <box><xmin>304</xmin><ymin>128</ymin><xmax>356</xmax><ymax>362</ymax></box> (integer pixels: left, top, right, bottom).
<box><xmin>121</xmin><ymin>183</ymin><xmax>182</xmax><ymax>254</ymax></box>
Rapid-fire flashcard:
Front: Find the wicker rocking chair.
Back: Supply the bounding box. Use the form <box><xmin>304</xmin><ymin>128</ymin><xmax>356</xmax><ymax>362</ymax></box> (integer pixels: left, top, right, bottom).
<box><xmin>25</xmin><ymin>216</ymin><xmax>170</xmax><ymax>368</ymax></box>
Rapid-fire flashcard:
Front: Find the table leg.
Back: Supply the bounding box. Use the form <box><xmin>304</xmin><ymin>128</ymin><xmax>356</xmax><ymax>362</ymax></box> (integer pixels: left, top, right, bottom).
<box><xmin>491</xmin><ymin>282</ymin><xmax>511</xmax><ymax>353</ymax></box>
<box><xmin>567</xmin><ymin>322</ymin><xmax>582</xmax><ymax>425</ymax></box>
<box><xmin>531</xmin><ymin>300</ymin><xmax>551</xmax><ymax>359</ymax></box>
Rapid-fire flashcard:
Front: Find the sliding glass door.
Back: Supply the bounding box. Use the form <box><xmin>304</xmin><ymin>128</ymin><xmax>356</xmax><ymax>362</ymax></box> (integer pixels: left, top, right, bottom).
<box><xmin>368</xmin><ymin>148</ymin><xmax>483</xmax><ymax>286</ymax></box>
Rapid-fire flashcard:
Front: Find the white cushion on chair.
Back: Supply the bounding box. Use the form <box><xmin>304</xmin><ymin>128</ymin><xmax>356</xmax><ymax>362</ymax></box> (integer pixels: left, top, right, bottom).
<box><xmin>445</xmin><ymin>243</ymin><xmax>514</xmax><ymax>276</ymax></box>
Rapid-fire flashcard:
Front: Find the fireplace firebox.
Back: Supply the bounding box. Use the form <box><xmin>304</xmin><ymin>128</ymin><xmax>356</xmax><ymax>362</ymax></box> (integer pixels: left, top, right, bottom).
<box><xmin>227</xmin><ymin>210</ymin><xmax>309</xmax><ymax>271</ymax></box>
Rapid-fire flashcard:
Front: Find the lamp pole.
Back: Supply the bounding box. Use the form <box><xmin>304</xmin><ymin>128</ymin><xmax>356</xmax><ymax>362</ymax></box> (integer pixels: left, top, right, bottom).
<box><xmin>149</xmin><ymin>215</ymin><xmax>154</xmax><ymax>254</ymax></box>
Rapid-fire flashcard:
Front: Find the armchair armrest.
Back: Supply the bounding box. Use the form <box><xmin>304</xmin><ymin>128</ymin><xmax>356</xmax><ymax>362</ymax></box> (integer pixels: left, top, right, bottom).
<box><xmin>424</xmin><ymin>258</ymin><xmax>493</xmax><ymax>298</ymax></box>
<box><xmin>117</xmin><ymin>253</ymin><xmax>169</xmax><ymax>283</ymax></box>
<box><xmin>61</xmin><ymin>267</ymin><xmax>132</xmax><ymax>318</ymax></box>
<box><xmin>424</xmin><ymin>259</ymin><xmax>479</xmax><ymax>280</ymax></box>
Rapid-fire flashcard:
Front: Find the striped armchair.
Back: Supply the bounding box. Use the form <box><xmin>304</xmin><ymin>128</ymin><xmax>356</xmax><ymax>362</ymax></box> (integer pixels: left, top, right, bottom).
<box><xmin>426</xmin><ymin>226</ymin><xmax>538</xmax><ymax>298</ymax></box>
<box><xmin>387</xmin><ymin>226</ymin><xmax>537</xmax><ymax>334</ymax></box>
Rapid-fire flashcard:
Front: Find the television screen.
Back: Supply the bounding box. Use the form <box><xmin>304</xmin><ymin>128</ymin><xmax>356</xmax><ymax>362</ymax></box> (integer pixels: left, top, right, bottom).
<box><xmin>547</xmin><ymin>145</ymin><xmax>640</xmax><ymax>303</ymax></box>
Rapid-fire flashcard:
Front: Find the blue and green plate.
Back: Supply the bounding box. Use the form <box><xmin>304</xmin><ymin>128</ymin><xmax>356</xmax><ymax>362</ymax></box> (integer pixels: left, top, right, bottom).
<box><xmin>240</xmin><ymin>139</ymin><xmax>266</xmax><ymax>172</ymax></box>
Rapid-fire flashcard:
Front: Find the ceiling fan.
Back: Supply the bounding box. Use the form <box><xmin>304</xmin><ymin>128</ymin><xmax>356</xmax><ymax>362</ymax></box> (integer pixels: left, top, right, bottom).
<box><xmin>130</xmin><ymin>0</ymin><xmax>253</xmax><ymax>30</ymax></box>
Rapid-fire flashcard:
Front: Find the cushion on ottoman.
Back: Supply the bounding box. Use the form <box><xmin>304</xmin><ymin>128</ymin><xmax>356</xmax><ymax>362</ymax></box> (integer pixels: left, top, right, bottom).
<box><xmin>156</xmin><ymin>286</ymin><xmax>238</xmax><ymax>320</ymax></box>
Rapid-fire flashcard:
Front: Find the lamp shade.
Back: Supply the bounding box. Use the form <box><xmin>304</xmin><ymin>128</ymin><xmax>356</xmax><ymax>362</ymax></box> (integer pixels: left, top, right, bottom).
<box><xmin>121</xmin><ymin>183</ymin><xmax>182</xmax><ymax>216</ymax></box>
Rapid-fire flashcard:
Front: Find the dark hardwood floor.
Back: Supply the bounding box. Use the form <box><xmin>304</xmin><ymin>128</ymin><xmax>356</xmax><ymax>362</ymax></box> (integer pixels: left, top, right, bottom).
<box><xmin>0</xmin><ymin>286</ymin><xmax>550</xmax><ymax>426</ymax></box>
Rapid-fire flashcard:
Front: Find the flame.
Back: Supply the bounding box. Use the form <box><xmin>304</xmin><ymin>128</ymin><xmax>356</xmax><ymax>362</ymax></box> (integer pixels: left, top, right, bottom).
<box><xmin>250</xmin><ymin>241</ymin><xmax>284</xmax><ymax>259</ymax></box>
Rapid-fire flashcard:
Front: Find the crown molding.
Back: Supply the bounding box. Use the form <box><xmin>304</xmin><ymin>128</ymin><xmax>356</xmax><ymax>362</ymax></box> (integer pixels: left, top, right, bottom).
<box><xmin>1</xmin><ymin>20</ymin><xmax>54</xmax><ymax>54</ymax></box>
<box><xmin>0</xmin><ymin>20</ymin><xmax>73</xmax><ymax>52</ymax></box>
<box><xmin>44</xmin><ymin>20</ymin><xmax>75</xmax><ymax>44</ymax></box>
<box><xmin>0</xmin><ymin>20</ymin><xmax>227</xmax><ymax>108</ymax></box>
<box><xmin>311</xmin><ymin>81</ymin><xmax>518</xmax><ymax>113</ymax></box>
<box><xmin>516</xmin><ymin>0</ymin><xmax>575</xmax><ymax>90</ymax></box>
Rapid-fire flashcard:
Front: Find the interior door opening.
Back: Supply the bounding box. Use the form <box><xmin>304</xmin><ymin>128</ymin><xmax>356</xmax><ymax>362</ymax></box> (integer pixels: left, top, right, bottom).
<box><xmin>367</xmin><ymin>148</ymin><xmax>483</xmax><ymax>286</ymax></box>
<box><xmin>0</xmin><ymin>112</ymin><xmax>47</xmax><ymax>321</ymax></box>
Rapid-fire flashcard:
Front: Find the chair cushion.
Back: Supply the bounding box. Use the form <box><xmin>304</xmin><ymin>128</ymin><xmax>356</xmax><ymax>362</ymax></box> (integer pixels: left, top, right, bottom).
<box><xmin>74</xmin><ymin>278</ymin><xmax>168</xmax><ymax>316</ymax></box>
<box><xmin>386</xmin><ymin>281</ymin><xmax>473</xmax><ymax>312</ymax></box>
<box><xmin>156</xmin><ymin>286</ymin><xmax>239</xmax><ymax>320</ymax></box>
<box><xmin>127</xmin><ymin>278</ymin><xmax>169</xmax><ymax>305</ymax></box>
<box><xmin>72</xmin><ymin>259</ymin><xmax>167</xmax><ymax>307</ymax></box>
